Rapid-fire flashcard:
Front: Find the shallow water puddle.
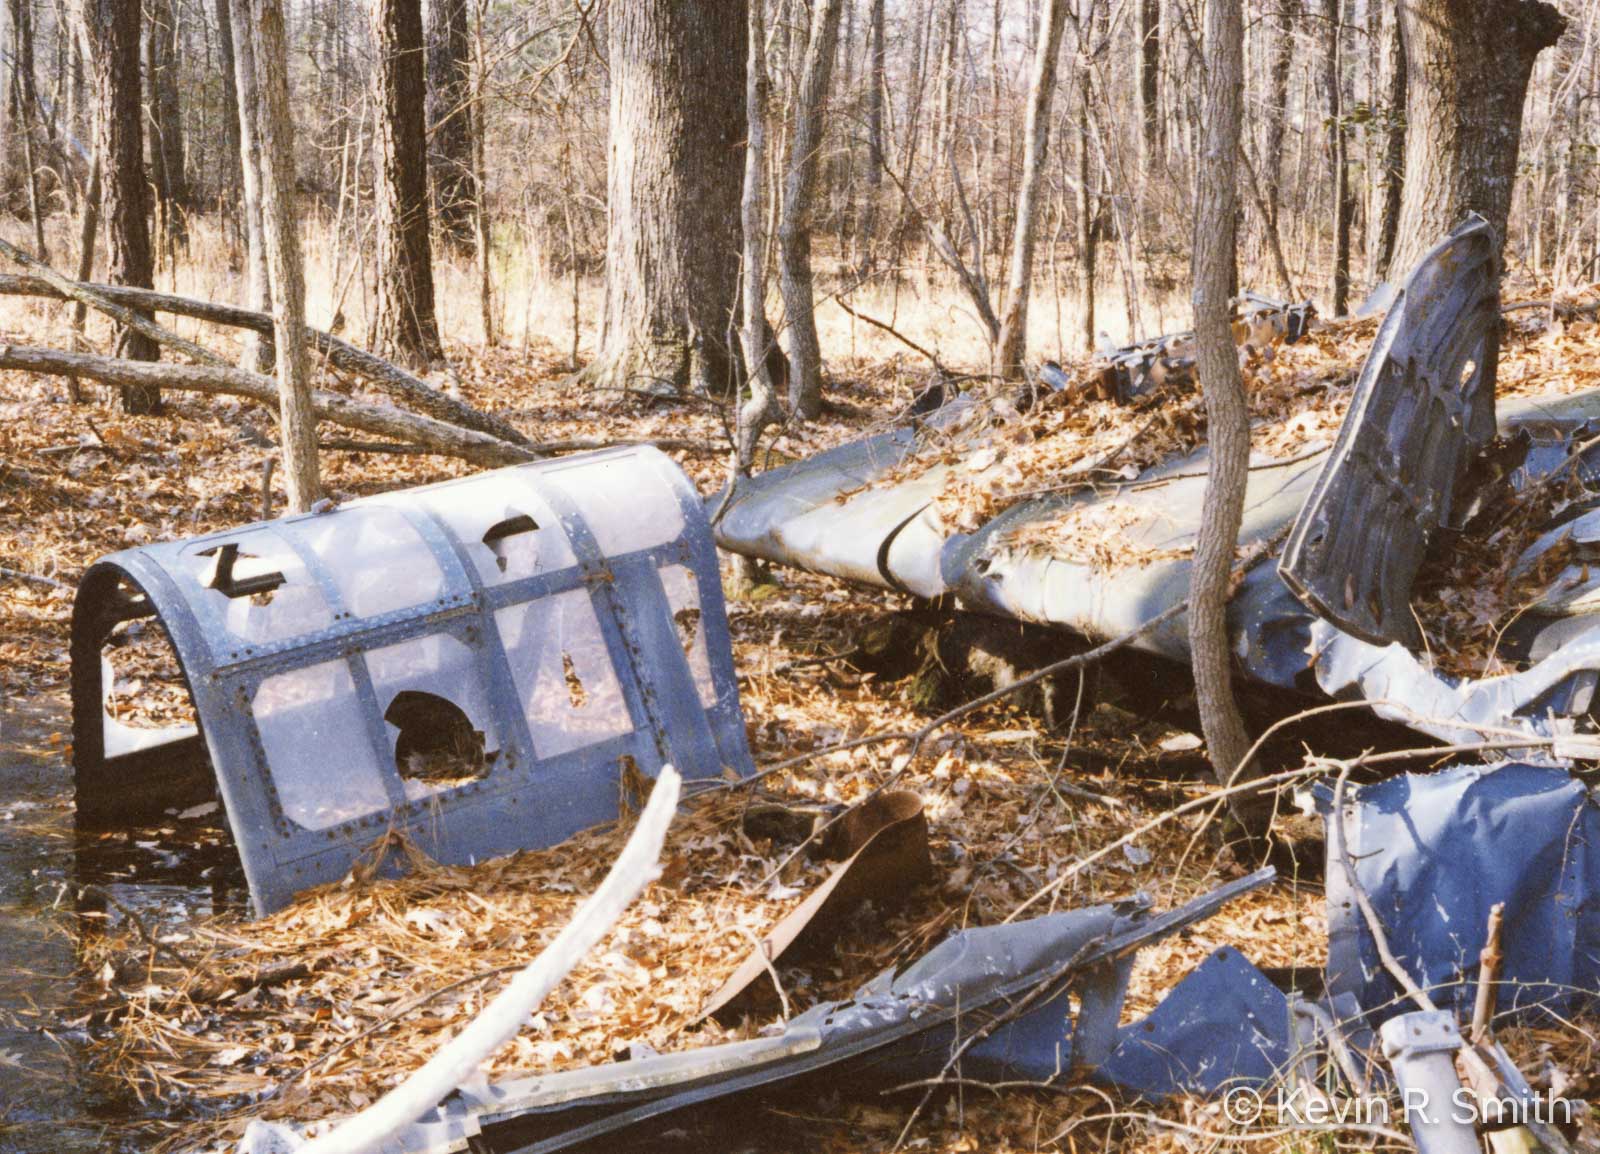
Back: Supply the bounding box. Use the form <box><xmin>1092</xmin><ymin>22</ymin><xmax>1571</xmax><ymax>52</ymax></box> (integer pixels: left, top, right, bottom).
<box><xmin>0</xmin><ymin>694</ymin><xmax>242</xmax><ymax>1152</ymax></box>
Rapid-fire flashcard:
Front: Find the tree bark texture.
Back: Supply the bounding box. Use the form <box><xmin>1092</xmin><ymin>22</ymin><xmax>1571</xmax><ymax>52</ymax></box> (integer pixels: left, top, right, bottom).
<box><xmin>587</xmin><ymin>1</ymin><xmax>747</xmax><ymax>398</ymax></box>
<box><xmin>426</xmin><ymin>0</ymin><xmax>475</xmax><ymax>249</ymax></box>
<box><xmin>1076</xmin><ymin>71</ymin><xmax>1095</xmax><ymax>353</ymax></box>
<box><xmin>1319</xmin><ymin>0</ymin><xmax>1350</xmax><ymax>316</ymax></box>
<box><xmin>214</xmin><ymin>0</ymin><xmax>242</xmax><ymax>222</ymax></box>
<box><xmin>1390</xmin><ymin>0</ymin><xmax>1565</xmax><ymax>273</ymax></box>
<box><xmin>371</xmin><ymin>0</ymin><xmax>443</xmax><ymax>369</ymax></box>
<box><xmin>0</xmin><ymin>345</ymin><xmax>533</xmax><ymax>468</ymax></box>
<box><xmin>229</xmin><ymin>0</ymin><xmax>272</xmax><ymax>373</ymax></box>
<box><xmin>737</xmin><ymin>0</ymin><xmax>778</xmax><ymax>470</ymax></box>
<box><xmin>1138</xmin><ymin>0</ymin><xmax>1160</xmax><ymax>167</ymax></box>
<box><xmin>1262</xmin><ymin>0</ymin><xmax>1293</xmax><ymax>229</ymax></box>
<box><xmin>994</xmin><ymin>0</ymin><xmax>1068</xmax><ymax>380</ymax></box>
<box><xmin>1370</xmin><ymin>0</ymin><xmax>1406</xmax><ymax>283</ymax></box>
<box><xmin>243</xmin><ymin>0</ymin><xmax>323</xmax><ymax>512</ymax></box>
<box><xmin>11</xmin><ymin>0</ymin><xmax>47</xmax><ymax>262</ymax></box>
<box><xmin>83</xmin><ymin>0</ymin><xmax>160</xmax><ymax>413</ymax></box>
<box><xmin>857</xmin><ymin>0</ymin><xmax>886</xmax><ymax>268</ymax></box>
<box><xmin>778</xmin><ymin>0</ymin><xmax>844</xmax><ymax>420</ymax></box>
<box><xmin>0</xmin><ymin>272</ymin><xmax>529</xmax><ymax>446</ymax></box>
<box><xmin>1188</xmin><ymin>0</ymin><xmax>1255</xmax><ymax>797</ymax></box>
<box><xmin>69</xmin><ymin>152</ymin><xmax>100</xmax><ymax>344</ymax></box>
<box><xmin>146</xmin><ymin>0</ymin><xmax>189</xmax><ymax>245</ymax></box>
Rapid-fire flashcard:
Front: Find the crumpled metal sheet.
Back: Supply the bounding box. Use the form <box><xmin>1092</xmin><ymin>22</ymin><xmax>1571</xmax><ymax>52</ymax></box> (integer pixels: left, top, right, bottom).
<box><xmin>264</xmin><ymin>871</ymin><xmax>1275</xmax><ymax>1154</ymax></box>
<box><xmin>1322</xmin><ymin>762</ymin><xmax>1600</xmax><ymax>1023</ymax></box>
<box><xmin>714</xmin><ymin>399</ymin><xmax>979</xmax><ymax>599</ymax></box>
<box><xmin>1098</xmin><ymin>946</ymin><xmax>1292</xmax><ymax>1099</ymax></box>
<box><xmin>1280</xmin><ymin>218</ymin><xmax>1501</xmax><ymax>646</ymax></box>
<box><xmin>944</xmin><ymin>442</ymin><xmax>1328</xmax><ymax>684</ymax></box>
<box><xmin>702</xmin><ymin>791</ymin><xmax>932</xmax><ymax>1021</ymax></box>
<box><xmin>1085</xmin><ymin>294</ymin><xmax>1316</xmax><ymax>404</ymax></box>
<box><xmin>713</xmin><ymin>226</ymin><xmax>1600</xmax><ymax>746</ymax></box>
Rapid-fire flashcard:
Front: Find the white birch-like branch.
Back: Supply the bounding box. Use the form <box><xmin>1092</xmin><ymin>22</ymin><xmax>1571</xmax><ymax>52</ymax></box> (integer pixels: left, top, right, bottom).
<box><xmin>240</xmin><ymin>765</ymin><xmax>683</xmax><ymax>1154</ymax></box>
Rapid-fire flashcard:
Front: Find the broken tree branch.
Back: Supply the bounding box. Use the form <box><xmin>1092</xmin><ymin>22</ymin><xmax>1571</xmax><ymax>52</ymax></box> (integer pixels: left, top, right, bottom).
<box><xmin>0</xmin><ymin>345</ymin><xmax>535</xmax><ymax>469</ymax></box>
<box><xmin>0</xmin><ymin>236</ymin><xmax>228</xmax><ymax>372</ymax></box>
<box><xmin>1470</xmin><ymin>902</ymin><xmax>1506</xmax><ymax>1044</ymax></box>
<box><xmin>0</xmin><ymin>567</ymin><xmax>71</xmax><ymax>591</ymax></box>
<box><xmin>0</xmin><ymin>270</ymin><xmax>532</xmax><ymax>448</ymax></box>
<box><xmin>1006</xmin><ymin>737</ymin><xmax>1561</xmax><ymax>925</ymax></box>
<box><xmin>1330</xmin><ymin>765</ymin><xmax>1436</xmax><ymax>1012</ymax></box>
<box><xmin>833</xmin><ymin>296</ymin><xmax>949</xmax><ymax>375</ymax></box>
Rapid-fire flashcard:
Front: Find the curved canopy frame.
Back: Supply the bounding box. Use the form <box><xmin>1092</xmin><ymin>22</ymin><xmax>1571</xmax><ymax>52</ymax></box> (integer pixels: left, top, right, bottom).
<box><xmin>72</xmin><ymin>446</ymin><xmax>753</xmax><ymax>914</ymax></box>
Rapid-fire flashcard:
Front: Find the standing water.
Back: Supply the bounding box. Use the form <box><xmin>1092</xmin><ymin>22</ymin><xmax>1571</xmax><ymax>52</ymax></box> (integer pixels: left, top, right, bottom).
<box><xmin>0</xmin><ymin>693</ymin><xmax>242</xmax><ymax>1152</ymax></box>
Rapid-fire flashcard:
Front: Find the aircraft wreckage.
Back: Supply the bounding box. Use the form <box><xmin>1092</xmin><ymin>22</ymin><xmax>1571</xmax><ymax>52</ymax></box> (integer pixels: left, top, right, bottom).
<box><xmin>717</xmin><ymin>219</ymin><xmax>1600</xmax><ymax>750</ymax></box>
<box><xmin>72</xmin><ymin>220</ymin><xmax>1600</xmax><ymax>1154</ymax></box>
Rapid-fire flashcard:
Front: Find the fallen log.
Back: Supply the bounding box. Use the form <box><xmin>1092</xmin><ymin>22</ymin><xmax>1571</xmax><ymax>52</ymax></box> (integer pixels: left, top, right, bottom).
<box><xmin>0</xmin><ymin>269</ymin><xmax>532</xmax><ymax>449</ymax></box>
<box><xmin>0</xmin><ymin>236</ymin><xmax>229</xmax><ymax>370</ymax></box>
<box><xmin>0</xmin><ymin>344</ymin><xmax>537</xmax><ymax>469</ymax></box>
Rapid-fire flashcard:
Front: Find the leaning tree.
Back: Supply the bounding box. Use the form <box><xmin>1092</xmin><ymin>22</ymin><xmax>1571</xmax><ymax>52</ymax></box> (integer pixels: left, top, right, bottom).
<box><xmin>583</xmin><ymin>1</ymin><xmax>746</xmax><ymax>398</ymax></box>
<box><xmin>1389</xmin><ymin>0</ymin><xmax>1565</xmax><ymax>272</ymax></box>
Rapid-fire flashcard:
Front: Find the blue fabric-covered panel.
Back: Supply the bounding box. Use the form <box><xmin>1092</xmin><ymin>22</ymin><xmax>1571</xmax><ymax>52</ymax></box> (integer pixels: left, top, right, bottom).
<box><xmin>1323</xmin><ymin>763</ymin><xmax>1600</xmax><ymax>1024</ymax></box>
<box><xmin>1098</xmin><ymin>947</ymin><xmax>1292</xmax><ymax>1099</ymax></box>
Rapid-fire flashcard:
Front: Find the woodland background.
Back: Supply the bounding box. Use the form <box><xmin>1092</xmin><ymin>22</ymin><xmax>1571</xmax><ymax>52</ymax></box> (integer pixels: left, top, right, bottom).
<box><xmin>1</xmin><ymin>0</ymin><xmax>1591</xmax><ymax>388</ymax></box>
<box><xmin>1</xmin><ymin>2</ymin><xmax>1598</xmax><ymax>1151</ymax></box>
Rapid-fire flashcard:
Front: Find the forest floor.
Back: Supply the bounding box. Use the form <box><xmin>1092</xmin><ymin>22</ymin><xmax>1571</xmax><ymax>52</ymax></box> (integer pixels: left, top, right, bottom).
<box><xmin>1</xmin><ymin>285</ymin><xmax>1599</xmax><ymax>1153</ymax></box>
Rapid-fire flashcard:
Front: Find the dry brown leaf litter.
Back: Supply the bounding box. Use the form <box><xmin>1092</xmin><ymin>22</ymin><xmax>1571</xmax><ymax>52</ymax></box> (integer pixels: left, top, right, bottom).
<box><xmin>3</xmin><ymin>299</ymin><xmax>1599</xmax><ymax>1153</ymax></box>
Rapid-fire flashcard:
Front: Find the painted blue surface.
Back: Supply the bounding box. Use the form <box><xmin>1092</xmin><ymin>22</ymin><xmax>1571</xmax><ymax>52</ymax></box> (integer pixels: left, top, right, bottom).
<box><xmin>1324</xmin><ymin>762</ymin><xmax>1600</xmax><ymax>1024</ymax></box>
<box><xmin>72</xmin><ymin>446</ymin><xmax>754</xmax><ymax>914</ymax></box>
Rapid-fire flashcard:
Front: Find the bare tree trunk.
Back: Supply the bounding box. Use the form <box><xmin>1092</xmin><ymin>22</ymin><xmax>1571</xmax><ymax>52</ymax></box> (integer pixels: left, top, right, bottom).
<box><xmin>426</xmin><ymin>0</ymin><xmax>476</xmax><ymax>250</ymax></box>
<box><xmin>984</xmin><ymin>0</ymin><xmax>1004</xmax><ymax>258</ymax></box>
<box><xmin>1319</xmin><ymin>0</ymin><xmax>1350</xmax><ymax>315</ymax></box>
<box><xmin>778</xmin><ymin>0</ymin><xmax>844</xmax><ymax>420</ymax></box>
<box><xmin>84</xmin><ymin>0</ymin><xmax>160</xmax><ymax>414</ymax></box>
<box><xmin>737</xmin><ymin>0</ymin><xmax>779</xmax><ymax>474</ymax></box>
<box><xmin>1554</xmin><ymin>31</ymin><xmax>1590</xmax><ymax>288</ymax></box>
<box><xmin>1390</xmin><ymin>0</ymin><xmax>1565</xmax><ymax>272</ymax></box>
<box><xmin>371</xmin><ymin>0</ymin><xmax>444</xmax><ymax>369</ymax></box>
<box><xmin>64</xmin><ymin>148</ymin><xmax>100</xmax><ymax>403</ymax></box>
<box><xmin>145</xmin><ymin>0</ymin><xmax>188</xmax><ymax>248</ymax></box>
<box><xmin>0</xmin><ymin>2</ymin><xmax>17</xmax><ymax>202</ymax></box>
<box><xmin>1189</xmin><ymin>0</ymin><xmax>1255</xmax><ymax>803</ymax></box>
<box><xmin>1076</xmin><ymin>67</ymin><xmax>1095</xmax><ymax>352</ymax></box>
<box><xmin>834</xmin><ymin>0</ymin><xmax>859</xmax><ymax>254</ymax></box>
<box><xmin>469</xmin><ymin>0</ymin><xmax>493</xmax><ymax>344</ymax></box>
<box><xmin>1138</xmin><ymin>0</ymin><xmax>1160</xmax><ymax>168</ymax></box>
<box><xmin>1262</xmin><ymin>0</ymin><xmax>1294</xmax><ymax>232</ymax></box>
<box><xmin>10</xmin><ymin>0</ymin><xmax>46</xmax><ymax>261</ymax></box>
<box><xmin>993</xmin><ymin>0</ymin><xmax>1067</xmax><ymax>379</ymax></box>
<box><xmin>733</xmin><ymin>0</ymin><xmax>780</xmax><ymax>594</ymax></box>
<box><xmin>242</xmin><ymin>0</ymin><xmax>322</xmax><ymax>512</ymax></box>
<box><xmin>582</xmin><ymin>2</ymin><xmax>746</xmax><ymax>398</ymax></box>
<box><xmin>70</xmin><ymin>153</ymin><xmax>100</xmax><ymax>339</ymax></box>
<box><xmin>1370</xmin><ymin>0</ymin><xmax>1406</xmax><ymax>283</ymax></box>
<box><xmin>857</xmin><ymin>0</ymin><xmax>886</xmax><ymax>271</ymax></box>
<box><xmin>933</xmin><ymin>0</ymin><xmax>960</xmax><ymax>209</ymax></box>
<box><xmin>229</xmin><ymin>0</ymin><xmax>272</xmax><ymax>372</ymax></box>
<box><xmin>215</xmin><ymin>0</ymin><xmax>242</xmax><ymax>233</ymax></box>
